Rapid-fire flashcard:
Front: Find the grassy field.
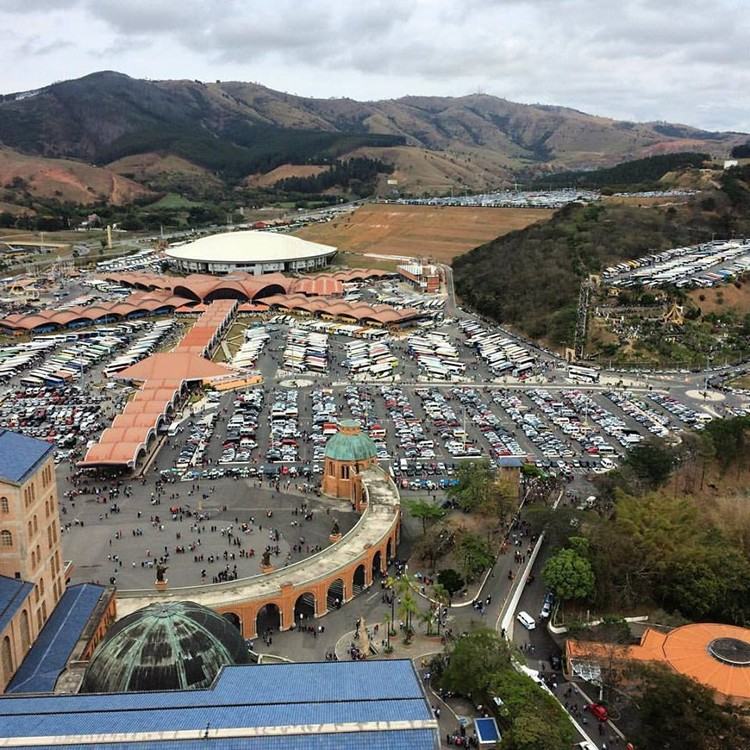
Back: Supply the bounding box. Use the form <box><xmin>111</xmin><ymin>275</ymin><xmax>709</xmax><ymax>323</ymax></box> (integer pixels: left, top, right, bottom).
<box><xmin>334</xmin><ymin>252</ymin><xmax>400</xmax><ymax>273</ymax></box>
<box><xmin>728</xmin><ymin>374</ymin><xmax>750</xmax><ymax>389</ymax></box>
<box><xmin>147</xmin><ymin>192</ymin><xmax>203</xmax><ymax>209</ymax></box>
<box><xmin>295</xmin><ymin>203</ymin><xmax>551</xmax><ymax>262</ymax></box>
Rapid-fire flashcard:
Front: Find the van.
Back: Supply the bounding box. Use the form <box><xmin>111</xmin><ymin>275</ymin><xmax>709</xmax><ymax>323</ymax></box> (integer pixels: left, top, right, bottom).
<box><xmin>516</xmin><ymin>611</ymin><xmax>536</xmax><ymax>630</ymax></box>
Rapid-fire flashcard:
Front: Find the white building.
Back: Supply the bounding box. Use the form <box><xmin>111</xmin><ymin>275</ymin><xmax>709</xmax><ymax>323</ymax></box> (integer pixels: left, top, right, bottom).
<box><xmin>165</xmin><ymin>231</ymin><xmax>337</xmax><ymax>275</ymax></box>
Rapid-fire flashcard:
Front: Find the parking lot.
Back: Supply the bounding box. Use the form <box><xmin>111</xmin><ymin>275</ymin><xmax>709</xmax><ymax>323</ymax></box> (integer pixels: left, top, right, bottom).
<box><xmin>1</xmin><ymin>267</ymin><xmax>746</xmax><ymax>594</ymax></box>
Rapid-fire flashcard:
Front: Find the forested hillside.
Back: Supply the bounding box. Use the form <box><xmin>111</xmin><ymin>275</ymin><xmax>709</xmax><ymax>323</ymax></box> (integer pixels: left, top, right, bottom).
<box><xmin>453</xmin><ymin>165</ymin><xmax>750</xmax><ymax>345</ymax></box>
<box><xmin>533</xmin><ymin>152</ymin><xmax>710</xmax><ymax>191</ymax></box>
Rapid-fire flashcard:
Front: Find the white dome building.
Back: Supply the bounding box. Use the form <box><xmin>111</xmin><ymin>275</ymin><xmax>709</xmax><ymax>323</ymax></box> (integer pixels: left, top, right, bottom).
<box><xmin>166</xmin><ymin>231</ymin><xmax>337</xmax><ymax>275</ymax></box>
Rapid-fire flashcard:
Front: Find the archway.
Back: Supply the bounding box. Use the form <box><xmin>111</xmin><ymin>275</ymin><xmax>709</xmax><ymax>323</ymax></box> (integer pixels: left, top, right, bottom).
<box><xmin>386</xmin><ymin>537</ymin><xmax>393</xmax><ymax>562</ymax></box>
<box><xmin>353</xmin><ymin>564</ymin><xmax>366</xmax><ymax>595</ymax></box>
<box><xmin>326</xmin><ymin>578</ymin><xmax>344</xmax><ymax>610</ymax></box>
<box><xmin>256</xmin><ymin>603</ymin><xmax>281</xmax><ymax>634</ymax></box>
<box><xmin>294</xmin><ymin>592</ymin><xmax>316</xmax><ymax>625</ymax></box>
<box><xmin>223</xmin><ymin>612</ymin><xmax>242</xmax><ymax>632</ymax></box>
<box><xmin>371</xmin><ymin>550</ymin><xmax>382</xmax><ymax>581</ymax></box>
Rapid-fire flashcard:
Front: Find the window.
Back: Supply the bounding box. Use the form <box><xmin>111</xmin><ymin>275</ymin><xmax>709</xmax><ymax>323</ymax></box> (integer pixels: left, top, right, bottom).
<box><xmin>20</xmin><ymin>610</ymin><xmax>30</xmax><ymax>652</ymax></box>
<box><xmin>44</xmin><ymin>500</ymin><xmax>49</xmax><ymax>517</ymax></box>
<box><xmin>0</xmin><ymin>497</ymin><xmax>8</xmax><ymax>513</ymax></box>
<box><xmin>1</xmin><ymin>636</ymin><xmax>13</xmax><ymax>679</ymax></box>
<box><xmin>31</xmin><ymin>549</ymin><xmax>36</xmax><ymax>568</ymax></box>
<box><xmin>0</xmin><ymin>530</ymin><xmax>12</xmax><ymax>547</ymax></box>
<box><xmin>27</xmin><ymin>521</ymin><xmax>33</xmax><ymax>538</ymax></box>
<box><xmin>39</xmin><ymin>577</ymin><xmax>44</xmax><ymax>595</ymax></box>
<box><xmin>33</xmin><ymin>515</ymin><xmax>38</xmax><ymax>534</ymax></box>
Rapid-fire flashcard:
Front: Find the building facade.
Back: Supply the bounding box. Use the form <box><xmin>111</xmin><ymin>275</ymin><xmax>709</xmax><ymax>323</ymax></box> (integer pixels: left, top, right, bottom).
<box><xmin>321</xmin><ymin>420</ymin><xmax>378</xmax><ymax>504</ymax></box>
<box><xmin>0</xmin><ymin>431</ymin><xmax>65</xmax><ymax>690</ymax></box>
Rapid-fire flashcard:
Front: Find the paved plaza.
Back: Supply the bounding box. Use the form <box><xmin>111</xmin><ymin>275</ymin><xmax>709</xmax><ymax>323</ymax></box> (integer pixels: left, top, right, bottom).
<box><xmin>61</xmin><ymin>477</ymin><xmax>357</xmax><ymax>589</ymax></box>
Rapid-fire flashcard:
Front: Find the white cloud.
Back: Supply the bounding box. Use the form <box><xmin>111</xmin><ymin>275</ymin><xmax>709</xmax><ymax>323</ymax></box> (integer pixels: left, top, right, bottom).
<box><xmin>0</xmin><ymin>0</ymin><xmax>746</xmax><ymax>132</ymax></box>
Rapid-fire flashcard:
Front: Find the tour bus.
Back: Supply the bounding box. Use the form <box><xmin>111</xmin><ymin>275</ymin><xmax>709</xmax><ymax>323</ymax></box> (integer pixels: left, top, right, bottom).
<box><xmin>20</xmin><ymin>375</ymin><xmax>44</xmax><ymax>388</ymax></box>
<box><xmin>568</xmin><ymin>365</ymin><xmax>600</xmax><ymax>383</ymax></box>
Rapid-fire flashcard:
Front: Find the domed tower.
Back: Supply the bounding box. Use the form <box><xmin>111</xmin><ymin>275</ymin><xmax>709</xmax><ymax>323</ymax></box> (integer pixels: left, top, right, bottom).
<box><xmin>81</xmin><ymin>601</ymin><xmax>250</xmax><ymax>693</ymax></box>
<box><xmin>322</xmin><ymin>419</ymin><xmax>377</xmax><ymax>504</ymax></box>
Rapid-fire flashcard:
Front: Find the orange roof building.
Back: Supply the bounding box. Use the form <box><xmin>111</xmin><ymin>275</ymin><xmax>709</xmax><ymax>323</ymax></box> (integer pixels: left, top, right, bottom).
<box><xmin>566</xmin><ymin>622</ymin><xmax>750</xmax><ymax>704</ymax></box>
<box><xmin>79</xmin><ymin>301</ymin><xmax>238</xmax><ymax>469</ymax></box>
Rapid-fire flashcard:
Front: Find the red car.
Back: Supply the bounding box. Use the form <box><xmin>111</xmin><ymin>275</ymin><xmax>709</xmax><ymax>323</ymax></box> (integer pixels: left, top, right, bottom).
<box><xmin>588</xmin><ymin>703</ymin><xmax>608</xmax><ymax>722</ymax></box>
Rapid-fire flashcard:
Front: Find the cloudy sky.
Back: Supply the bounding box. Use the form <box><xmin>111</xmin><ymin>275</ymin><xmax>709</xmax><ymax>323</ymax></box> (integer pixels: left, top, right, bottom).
<box><xmin>1</xmin><ymin>0</ymin><xmax>747</xmax><ymax>132</ymax></box>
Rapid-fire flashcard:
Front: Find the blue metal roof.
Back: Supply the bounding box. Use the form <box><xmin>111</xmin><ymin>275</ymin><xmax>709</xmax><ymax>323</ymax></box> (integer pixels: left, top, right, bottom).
<box><xmin>1</xmin><ymin>659</ymin><xmax>427</xmax><ymax>715</ymax></box>
<box><xmin>7</xmin><ymin>583</ymin><xmax>106</xmax><ymax>694</ymax></box>
<box><xmin>475</xmin><ymin>717</ymin><xmax>501</xmax><ymax>744</ymax></box>
<box><xmin>4</xmin><ymin>729</ymin><xmax>439</xmax><ymax>750</ymax></box>
<box><xmin>0</xmin><ymin>574</ymin><xmax>32</xmax><ymax>634</ymax></box>
<box><xmin>0</xmin><ymin>660</ymin><xmax>437</xmax><ymax>749</ymax></box>
<box><xmin>0</xmin><ymin>429</ymin><xmax>54</xmax><ymax>484</ymax></box>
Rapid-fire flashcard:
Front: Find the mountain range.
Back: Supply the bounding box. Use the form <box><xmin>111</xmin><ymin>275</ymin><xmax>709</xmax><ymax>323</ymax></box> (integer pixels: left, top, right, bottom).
<box><xmin>0</xmin><ymin>70</ymin><xmax>746</xmax><ymax>205</ymax></box>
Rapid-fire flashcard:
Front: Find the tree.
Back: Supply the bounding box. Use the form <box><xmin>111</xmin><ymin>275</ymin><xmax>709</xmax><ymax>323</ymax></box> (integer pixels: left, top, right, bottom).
<box><xmin>440</xmin><ymin>630</ymin><xmax>510</xmax><ymax>697</ymax></box>
<box><xmin>489</xmin><ymin>666</ymin><xmax>575</xmax><ymax>750</ymax></box>
<box><xmin>542</xmin><ymin>547</ymin><xmax>595</xmax><ymax>602</ymax></box>
<box><xmin>405</xmin><ymin>498</ymin><xmax>446</xmax><ymax>534</ymax></box>
<box><xmin>632</xmin><ymin>665</ymin><xmax>750</xmax><ymax>750</ymax></box>
<box><xmin>624</xmin><ymin>438</ymin><xmax>675</xmax><ymax>488</ymax></box>
<box><xmin>448</xmin><ymin>459</ymin><xmax>495</xmax><ymax>512</ymax></box>
<box><xmin>431</xmin><ymin>583</ymin><xmax>450</xmax><ymax>633</ymax></box>
<box><xmin>456</xmin><ymin>531</ymin><xmax>494</xmax><ymax>581</ymax></box>
<box><xmin>437</xmin><ymin>568</ymin><xmax>464</xmax><ymax>601</ymax></box>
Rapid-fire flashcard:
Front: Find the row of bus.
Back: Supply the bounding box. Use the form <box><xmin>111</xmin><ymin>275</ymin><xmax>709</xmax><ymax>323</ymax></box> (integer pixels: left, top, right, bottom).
<box><xmin>342</xmin><ymin>340</ymin><xmax>398</xmax><ymax>379</ymax></box>
<box><xmin>232</xmin><ymin>326</ymin><xmax>270</xmax><ymax>369</ymax></box>
<box><xmin>459</xmin><ymin>320</ymin><xmax>536</xmax><ymax>378</ymax></box>
<box><xmin>103</xmin><ymin>320</ymin><xmax>176</xmax><ymax>377</ymax></box>
<box><xmin>283</xmin><ymin>328</ymin><xmax>329</xmax><ymax>373</ymax></box>
<box><xmin>406</xmin><ymin>332</ymin><xmax>466</xmax><ymax>380</ymax></box>
<box><xmin>19</xmin><ymin>332</ymin><xmax>129</xmax><ymax>388</ymax></box>
<box><xmin>0</xmin><ymin>338</ymin><xmax>59</xmax><ymax>382</ymax></box>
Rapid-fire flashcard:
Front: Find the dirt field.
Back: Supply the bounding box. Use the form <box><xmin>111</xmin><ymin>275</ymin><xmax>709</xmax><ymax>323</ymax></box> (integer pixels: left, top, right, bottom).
<box><xmin>689</xmin><ymin>282</ymin><xmax>750</xmax><ymax>315</ymax></box>
<box><xmin>295</xmin><ymin>203</ymin><xmax>552</xmax><ymax>262</ymax></box>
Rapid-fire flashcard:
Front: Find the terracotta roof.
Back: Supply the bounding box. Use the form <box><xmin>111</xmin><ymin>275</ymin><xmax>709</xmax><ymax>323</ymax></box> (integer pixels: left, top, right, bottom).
<box><xmin>566</xmin><ymin>623</ymin><xmax>750</xmax><ymax>704</ymax></box>
<box><xmin>115</xmin><ymin>352</ymin><xmax>235</xmax><ymax>383</ymax></box>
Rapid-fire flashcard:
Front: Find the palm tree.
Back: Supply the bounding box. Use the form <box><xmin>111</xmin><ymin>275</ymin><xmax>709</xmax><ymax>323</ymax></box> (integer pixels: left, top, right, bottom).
<box><xmin>398</xmin><ymin>592</ymin><xmax>418</xmax><ymax>640</ymax></box>
<box><xmin>418</xmin><ymin>608</ymin><xmax>434</xmax><ymax>636</ymax></box>
<box><xmin>432</xmin><ymin>583</ymin><xmax>450</xmax><ymax>634</ymax></box>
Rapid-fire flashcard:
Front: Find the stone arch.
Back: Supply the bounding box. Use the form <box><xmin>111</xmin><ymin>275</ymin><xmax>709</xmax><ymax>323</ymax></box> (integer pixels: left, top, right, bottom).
<box><xmin>371</xmin><ymin>550</ymin><xmax>383</xmax><ymax>580</ymax></box>
<box><xmin>223</xmin><ymin>612</ymin><xmax>242</xmax><ymax>632</ymax></box>
<box><xmin>294</xmin><ymin>592</ymin><xmax>316</xmax><ymax>623</ymax></box>
<box><xmin>326</xmin><ymin>578</ymin><xmax>344</xmax><ymax>611</ymax></box>
<box><xmin>256</xmin><ymin>602</ymin><xmax>281</xmax><ymax>634</ymax></box>
<box><xmin>386</xmin><ymin>536</ymin><xmax>393</xmax><ymax>562</ymax></box>
<box><xmin>352</xmin><ymin>563</ymin><xmax>367</xmax><ymax>595</ymax></box>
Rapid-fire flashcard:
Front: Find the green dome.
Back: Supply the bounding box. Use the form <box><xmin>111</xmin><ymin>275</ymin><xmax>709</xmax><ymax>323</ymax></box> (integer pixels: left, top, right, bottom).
<box><xmin>81</xmin><ymin>601</ymin><xmax>250</xmax><ymax>693</ymax></box>
<box><xmin>324</xmin><ymin>419</ymin><xmax>377</xmax><ymax>462</ymax></box>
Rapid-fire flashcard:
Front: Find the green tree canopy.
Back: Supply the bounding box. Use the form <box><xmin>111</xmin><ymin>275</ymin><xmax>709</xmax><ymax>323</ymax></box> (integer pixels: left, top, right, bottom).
<box><xmin>633</xmin><ymin>665</ymin><xmax>750</xmax><ymax>750</ymax></box>
<box><xmin>456</xmin><ymin>531</ymin><xmax>494</xmax><ymax>581</ymax></box>
<box><xmin>437</xmin><ymin>568</ymin><xmax>464</xmax><ymax>598</ymax></box>
<box><xmin>624</xmin><ymin>438</ymin><xmax>676</xmax><ymax>488</ymax></box>
<box><xmin>543</xmin><ymin>547</ymin><xmax>595</xmax><ymax>602</ymax></box>
<box><xmin>440</xmin><ymin>630</ymin><xmax>511</xmax><ymax>697</ymax></box>
<box><xmin>405</xmin><ymin>498</ymin><xmax>446</xmax><ymax>533</ymax></box>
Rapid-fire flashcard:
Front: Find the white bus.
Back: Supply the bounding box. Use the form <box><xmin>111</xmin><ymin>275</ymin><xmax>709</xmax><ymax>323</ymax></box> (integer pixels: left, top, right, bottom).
<box><xmin>568</xmin><ymin>365</ymin><xmax>600</xmax><ymax>383</ymax></box>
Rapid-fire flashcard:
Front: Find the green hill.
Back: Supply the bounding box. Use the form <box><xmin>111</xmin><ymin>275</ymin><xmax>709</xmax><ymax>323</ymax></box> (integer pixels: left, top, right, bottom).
<box><xmin>532</xmin><ymin>152</ymin><xmax>711</xmax><ymax>191</ymax></box>
<box><xmin>453</xmin><ymin>165</ymin><xmax>750</xmax><ymax>345</ymax></box>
